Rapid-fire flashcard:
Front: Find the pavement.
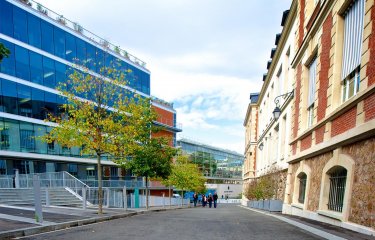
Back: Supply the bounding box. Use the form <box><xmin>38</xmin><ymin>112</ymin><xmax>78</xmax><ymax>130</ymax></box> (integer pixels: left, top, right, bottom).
<box><xmin>0</xmin><ymin>204</ymin><xmax>373</xmax><ymax>239</ymax></box>
<box><xmin>0</xmin><ymin>204</ymin><xmax>187</xmax><ymax>239</ymax></box>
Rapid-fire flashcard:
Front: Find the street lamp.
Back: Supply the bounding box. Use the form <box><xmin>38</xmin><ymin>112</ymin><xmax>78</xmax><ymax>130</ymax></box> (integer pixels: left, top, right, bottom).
<box><xmin>272</xmin><ymin>90</ymin><xmax>294</xmax><ymax>120</ymax></box>
<box><xmin>258</xmin><ymin>142</ymin><xmax>264</xmax><ymax>150</ymax></box>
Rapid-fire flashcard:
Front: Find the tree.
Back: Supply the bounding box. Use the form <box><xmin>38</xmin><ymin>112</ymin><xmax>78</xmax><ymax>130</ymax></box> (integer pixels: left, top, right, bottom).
<box><xmin>163</xmin><ymin>154</ymin><xmax>206</xmax><ymax>205</ymax></box>
<box><xmin>119</xmin><ymin>127</ymin><xmax>177</xmax><ymax>209</ymax></box>
<box><xmin>0</xmin><ymin>43</ymin><xmax>10</xmax><ymax>62</ymax></box>
<box><xmin>43</xmin><ymin>64</ymin><xmax>153</xmax><ymax>214</ymax></box>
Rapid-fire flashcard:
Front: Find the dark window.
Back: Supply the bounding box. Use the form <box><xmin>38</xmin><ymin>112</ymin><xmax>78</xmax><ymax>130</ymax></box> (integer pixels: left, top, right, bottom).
<box><xmin>0</xmin><ymin>1</ymin><xmax>13</xmax><ymax>37</ymax></box>
<box><xmin>15</xmin><ymin>46</ymin><xmax>30</xmax><ymax>81</ymax></box>
<box><xmin>298</xmin><ymin>173</ymin><xmax>307</xmax><ymax>204</ymax></box>
<box><xmin>0</xmin><ymin>160</ymin><xmax>6</xmax><ymax>175</ymax></box>
<box><xmin>68</xmin><ymin>163</ymin><xmax>77</xmax><ymax>176</ymax></box>
<box><xmin>27</xmin><ymin>14</ymin><xmax>41</xmax><ymax>48</ymax></box>
<box><xmin>328</xmin><ymin>167</ymin><xmax>347</xmax><ymax>212</ymax></box>
<box><xmin>43</xmin><ymin>57</ymin><xmax>55</xmax><ymax>88</ymax></box>
<box><xmin>41</xmin><ymin>22</ymin><xmax>54</xmax><ymax>54</ymax></box>
<box><xmin>2</xmin><ymin>79</ymin><xmax>18</xmax><ymax>114</ymax></box>
<box><xmin>31</xmin><ymin>88</ymin><xmax>44</xmax><ymax>119</ymax></box>
<box><xmin>54</xmin><ymin>28</ymin><xmax>65</xmax><ymax>59</ymax></box>
<box><xmin>17</xmin><ymin>84</ymin><xmax>32</xmax><ymax>117</ymax></box>
<box><xmin>0</xmin><ymin>128</ymin><xmax>10</xmax><ymax>149</ymax></box>
<box><xmin>44</xmin><ymin>92</ymin><xmax>57</xmax><ymax>118</ymax></box>
<box><xmin>0</xmin><ymin>40</ymin><xmax>15</xmax><ymax>75</ymax></box>
<box><xmin>13</xmin><ymin>7</ymin><xmax>28</xmax><ymax>42</ymax></box>
<box><xmin>65</xmin><ymin>33</ymin><xmax>76</xmax><ymax>62</ymax></box>
<box><xmin>20</xmin><ymin>129</ymin><xmax>35</xmax><ymax>151</ymax></box>
<box><xmin>29</xmin><ymin>52</ymin><xmax>43</xmax><ymax>84</ymax></box>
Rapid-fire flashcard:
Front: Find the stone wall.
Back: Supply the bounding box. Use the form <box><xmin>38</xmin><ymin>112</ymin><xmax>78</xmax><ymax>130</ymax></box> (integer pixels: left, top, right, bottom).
<box><xmin>342</xmin><ymin>137</ymin><xmax>375</xmax><ymax>228</ymax></box>
<box><xmin>277</xmin><ymin>169</ymin><xmax>288</xmax><ymax>201</ymax></box>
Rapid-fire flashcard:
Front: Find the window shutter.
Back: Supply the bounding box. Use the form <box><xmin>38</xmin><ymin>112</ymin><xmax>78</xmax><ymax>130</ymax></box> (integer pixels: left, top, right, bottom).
<box><xmin>308</xmin><ymin>58</ymin><xmax>317</xmax><ymax>107</ymax></box>
<box><xmin>341</xmin><ymin>0</ymin><xmax>365</xmax><ymax>80</ymax></box>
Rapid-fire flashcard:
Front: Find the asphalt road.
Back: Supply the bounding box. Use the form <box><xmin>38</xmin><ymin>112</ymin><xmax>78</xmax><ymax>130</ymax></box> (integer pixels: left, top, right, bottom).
<box><xmin>19</xmin><ymin>205</ymin><xmax>323</xmax><ymax>240</ymax></box>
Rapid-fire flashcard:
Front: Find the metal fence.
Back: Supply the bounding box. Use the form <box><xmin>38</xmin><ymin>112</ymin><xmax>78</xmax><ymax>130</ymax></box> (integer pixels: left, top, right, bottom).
<box><xmin>327</xmin><ymin>169</ymin><xmax>347</xmax><ymax>212</ymax></box>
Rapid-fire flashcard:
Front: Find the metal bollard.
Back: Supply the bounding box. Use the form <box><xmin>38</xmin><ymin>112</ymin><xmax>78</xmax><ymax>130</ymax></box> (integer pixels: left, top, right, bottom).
<box><xmin>162</xmin><ymin>193</ymin><xmax>165</xmax><ymax>208</ymax></box>
<box><xmin>123</xmin><ymin>186</ymin><xmax>127</xmax><ymax>210</ymax></box>
<box><xmin>82</xmin><ymin>186</ymin><xmax>87</xmax><ymax>210</ymax></box>
<box><xmin>106</xmin><ymin>188</ymin><xmax>110</xmax><ymax>208</ymax></box>
<box><xmin>45</xmin><ymin>187</ymin><xmax>50</xmax><ymax>207</ymax></box>
<box><xmin>33</xmin><ymin>175</ymin><xmax>43</xmax><ymax>223</ymax></box>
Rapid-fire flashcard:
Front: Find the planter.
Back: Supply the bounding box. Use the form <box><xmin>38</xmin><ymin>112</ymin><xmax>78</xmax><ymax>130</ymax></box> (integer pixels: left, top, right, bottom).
<box><xmin>262</xmin><ymin>200</ymin><xmax>270</xmax><ymax>210</ymax></box>
<box><xmin>248</xmin><ymin>200</ymin><xmax>283</xmax><ymax>212</ymax></box>
<box><xmin>269</xmin><ymin>200</ymin><xmax>283</xmax><ymax>212</ymax></box>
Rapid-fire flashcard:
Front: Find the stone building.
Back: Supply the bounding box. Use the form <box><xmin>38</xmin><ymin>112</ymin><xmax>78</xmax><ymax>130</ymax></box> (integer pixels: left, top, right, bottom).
<box><xmin>244</xmin><ymin>0</ymin><xmax>375</xmax><ymax>235</ymax></box>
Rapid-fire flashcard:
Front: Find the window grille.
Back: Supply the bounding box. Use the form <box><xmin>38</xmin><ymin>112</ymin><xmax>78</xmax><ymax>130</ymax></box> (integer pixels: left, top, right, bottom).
<box><xmin>327</xmin><ymin>168</ymin><xmax>347</xmax><ymax>212</ymax></box>
<box><xmin>298</xmin><ymin>173</ymin><xmax>307</xmax><ymax>204</ymax></box>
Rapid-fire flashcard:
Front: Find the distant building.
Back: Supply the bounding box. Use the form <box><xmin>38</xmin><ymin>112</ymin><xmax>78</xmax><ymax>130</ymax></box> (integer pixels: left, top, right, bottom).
<box><xmin>177</xmin><ymin>138</ymin><xmax>243</xmax><ymax>184</ymax></box>
<box><xmin>0</xmin><ymin>0</ymin><xmax>181</xmax><ymax>180</ymax></box>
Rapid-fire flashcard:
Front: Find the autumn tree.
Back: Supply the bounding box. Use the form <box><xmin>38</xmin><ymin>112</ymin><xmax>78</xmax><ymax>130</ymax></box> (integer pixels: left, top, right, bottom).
<box><xmin>163</xmin><ymin>154</ymin><xmax>206</xmax><ymax>205</ymax></box>
<box><xmin>120</xmin><ymin>135</ymin><xmax>177</xmax><ymax>209</ymax></box>
<box><xmin>44</xmin><ymin>64</ymin><xmax>154</xmax><ymax>214</ymax></box>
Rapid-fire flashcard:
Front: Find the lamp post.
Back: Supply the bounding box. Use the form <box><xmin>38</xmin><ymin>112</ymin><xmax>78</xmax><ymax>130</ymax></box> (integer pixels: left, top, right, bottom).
<box><xmin>272</xmin><ymin>90</ymin><xmax>294</xmax><ymax>120</ymax></box>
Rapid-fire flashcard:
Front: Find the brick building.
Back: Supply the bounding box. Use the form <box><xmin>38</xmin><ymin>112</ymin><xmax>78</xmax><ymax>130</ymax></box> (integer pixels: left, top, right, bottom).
<box><xmin>244</xmin><ymin>0</ymin><xmax>375</xmax><ymax>235</ymax></box>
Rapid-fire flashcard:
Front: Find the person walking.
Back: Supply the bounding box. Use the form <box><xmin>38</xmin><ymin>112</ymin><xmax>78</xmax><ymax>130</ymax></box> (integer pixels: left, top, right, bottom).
<box><xmin>213</xmin><ymin>192</ymin><xmax>218</xmax><ymax>208</ymax></box>
<box><xmin>207</xmin><ymin>193</ymin><xmax>213</xmax><ymax>208</ymax></box>
<box><xmin>202</xmin><ymin>194</ymin><xmax>206</xmax><ymax>207</ymax></box>
<box><xmin>193</xmin><ymin>192</ymin><xmax>198</xmax><ymax>207</ymax></box>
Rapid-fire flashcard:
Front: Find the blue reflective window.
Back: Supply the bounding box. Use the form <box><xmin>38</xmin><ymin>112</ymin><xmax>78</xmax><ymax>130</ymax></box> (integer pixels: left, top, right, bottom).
<box><xmin>1</xmin><ymin>79</ymin><xmax>18</xmax><ymax>115</ymax></box>
<box><xmin>96</xmin><ymin>48</ymin><xmax>104</xmax><ymax>73</ymax></box>
<box><xmin>54</xmin><ymin>28</ymin><xmax>65</xmax><ymax>59</ymax></box>
<box><xmin>65</xmin><ymin>33</ymin><xmax>76</xmax><ymax>62</ymax></box>
<box><xmin>43</xmin><ymin>57</ymin><xmax>55</xmax><ymax>88</ymax></box>
<box><xmin>17</xmin><ymin>84</ymin><xmax>32</xmax><ymax>117</ymax></box>
<box><xmin>76</xmin><ymin>38</ymin><xmax>86</xmax><ymax>65</ymax></box>
<box><xmin>0</xmin><ymin>40</ymin><xmax>15</xmax><ymax>76</ymax></box>
<box><xmin>44</xmin><ymin>92</ymin><xmax>57</xmax><ymax>116</ymax></box>
<box><xmin>55</xmin><ymin>62</ymin><xmax>66</xmax><ymax>87</ymax></box>
<box><xmin>31</xmin><ymin>88</ymin><xmax>44</xmax><ymax>119</ymax></box>
<box><xmin>86</xmin><ymin>43</ymin><xmax>95</xmax><ymax>71</ymax></box>
<box><xmin>13</xmin><ymin>7</ymin><xmax>28</xmax><ymax>42</ymax></box>
<box><xmin>15</xmin><ymin>46</ymin><xmax>30</xmax><ymax>81</ymax></box>
<box><xmin>27</xmin><ymin>14</ymin><xmax>41</xmax><ymax>48</ymax></box>
<box><xmin>105</xmin><ymin>53</ymin><xmax>113</xmax><ymax>69</ymax></box>
<box><xmin>41</xmin><ymin>22</ymin><xmax>54</xmax><ymax>54</ymax></box>
<box><xmin>0</xmin><ymin>1</ymin><xmax>13</xmax><ymax>37</ymax></box>
<box><xmin>29</xmin><ymin>52</ymin><xmax>43</xmax><ymax>84</ymax></box>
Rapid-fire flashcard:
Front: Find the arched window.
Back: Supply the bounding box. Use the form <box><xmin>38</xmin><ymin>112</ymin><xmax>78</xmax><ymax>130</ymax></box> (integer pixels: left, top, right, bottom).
<box><xmin>327</xmin><ymin>166</ymin><xmax>347</xmax><ymax>212</ymax></box>
<box><xmin>298</xmin><ymin>172</ymin><xmax>307</xmax><ymax>204</ymax></box>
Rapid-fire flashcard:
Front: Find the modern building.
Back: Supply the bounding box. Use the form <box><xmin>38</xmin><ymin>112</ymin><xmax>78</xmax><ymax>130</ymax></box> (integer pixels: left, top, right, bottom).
<box><xmin>245</xmin><ymin>0</ymin><xmax>375</xmax><ymax>235</ymax></box>
<box><xmin>0</xmin><ymin>0</ymin><xmax>181</xmax><ymax>180</ymax></box>
<box><xmin>177</xmin><ymin>138</ymin><xmax>243</xmax><ymax>182</ymax></box>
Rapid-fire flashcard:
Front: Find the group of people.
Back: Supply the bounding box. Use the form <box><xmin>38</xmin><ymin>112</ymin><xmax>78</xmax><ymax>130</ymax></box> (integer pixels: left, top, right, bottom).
<box><xmin>192</xmin><ymin>192</ymin><xmax>218</xmax><ymax>208</ymax></box>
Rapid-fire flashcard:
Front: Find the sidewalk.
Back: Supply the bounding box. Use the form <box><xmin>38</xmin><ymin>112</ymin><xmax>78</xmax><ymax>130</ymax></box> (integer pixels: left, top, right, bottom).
<box><xmin>0</xmin><ymin>204</ymin><xmax>188</xmax><ymax>239</ymax></box>
<box><xmin>239</xmin><ymin>205</ymin><xmax>375</xmax><ymax>240</ymax></box>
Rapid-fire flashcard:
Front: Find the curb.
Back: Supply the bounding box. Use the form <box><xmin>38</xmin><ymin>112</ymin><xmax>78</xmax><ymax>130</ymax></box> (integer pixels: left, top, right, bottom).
<box><xmin>0</xmin><ymin>206</ymin><xmax>188</xmax><ymax>239</ymax></box>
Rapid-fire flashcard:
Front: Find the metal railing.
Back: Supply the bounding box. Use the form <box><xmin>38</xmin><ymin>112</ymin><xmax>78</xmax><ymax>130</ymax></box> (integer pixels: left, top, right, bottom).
<box><xmin>14</xmin><ymin>0</ymin><xmax>147</xmax><ymax>69</ymax></box>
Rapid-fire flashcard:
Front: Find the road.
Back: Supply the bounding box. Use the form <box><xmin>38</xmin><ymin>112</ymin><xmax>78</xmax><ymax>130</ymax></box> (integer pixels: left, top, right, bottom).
<box><xmin>19</xmin><ymin>205</ymin><xmax>323</xmax><ymax>240</ymax></box>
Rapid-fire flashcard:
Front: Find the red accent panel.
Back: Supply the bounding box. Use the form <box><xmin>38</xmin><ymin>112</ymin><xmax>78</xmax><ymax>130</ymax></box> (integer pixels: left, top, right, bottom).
<box><xmin>298</xmin><ymin>0</ymin><xmax>306</xmax><ymax>47</ymax></box>
<box><xmin>293</xmin><ymin>64</ymin><xmax>302</xmax><ymax>138</ymax></box>
<box><xmin>368</xmin><ymin>4</ymin><xmax>375</xmax><ymax>86</ymax></box>
<box><xmin>364</xmin><ymin>93</ymin><xmax>375</xmax><ymax>121</ymax></box>
<box><xmin>331</xmin><ymin>106</ymin><xmax>357</xmax><ymax>137</ymax></box>
<box><xmin>315</xmin><ymin>125</ymin><xmax>325</xmax><ymax>144</ymax></box>
<box><xmin>300</xmin><ymin>134</ymin><xmax>312</xmax><ymax>151</ymax></box>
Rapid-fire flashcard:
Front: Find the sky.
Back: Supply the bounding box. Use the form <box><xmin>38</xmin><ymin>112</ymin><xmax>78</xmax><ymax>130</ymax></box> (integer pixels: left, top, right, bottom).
<box><xmin>37</xmin><ymin>0</ymin><xmax>291</xmax><ymax>154</ymax></box>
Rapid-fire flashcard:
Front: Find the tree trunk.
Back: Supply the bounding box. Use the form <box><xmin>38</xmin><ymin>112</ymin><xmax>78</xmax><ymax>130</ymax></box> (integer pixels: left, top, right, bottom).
<box><xmin>145</xmin><ymin>175</ymin><xmax>149</xmax><ymax>209</ymax></box>
<box><xmin>181</xmin><ymin>190</ymin><xmax>184</xmax><ymax>206</ymax></box>
<box><xmin>97</xmin><ymin>154</ymin><xmax>103</xmax><ymax>214</ymax></box>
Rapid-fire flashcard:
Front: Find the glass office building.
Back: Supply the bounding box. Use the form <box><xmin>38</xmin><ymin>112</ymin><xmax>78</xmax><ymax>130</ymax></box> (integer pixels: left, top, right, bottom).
<box><xmin>0</xmin><ymin>0</ymin><xmax>179</xmax><ymax>179</ymax></box>
<box><xmin>177</xmin><ymin>138</ymin><xmax>244</xmax><ymax>183</ymax></box>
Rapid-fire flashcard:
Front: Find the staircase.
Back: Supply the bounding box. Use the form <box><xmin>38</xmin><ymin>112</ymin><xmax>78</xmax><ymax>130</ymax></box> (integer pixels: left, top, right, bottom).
<box><xmin>0</xmin><ymin>187</ymin><xmax>83</xmax><ymax>207</ymax></box>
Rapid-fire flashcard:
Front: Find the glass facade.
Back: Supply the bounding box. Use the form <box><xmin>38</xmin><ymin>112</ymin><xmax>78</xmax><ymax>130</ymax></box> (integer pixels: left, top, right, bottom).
<box><xmin>177</xmin><ymin>139</ymin><xmax>244</xmax><ymax>180</ymax></box>
<box><xmin>0</xmin><ymin>0</ymin><xmax>150</xmax><ymax>95</ymax></box>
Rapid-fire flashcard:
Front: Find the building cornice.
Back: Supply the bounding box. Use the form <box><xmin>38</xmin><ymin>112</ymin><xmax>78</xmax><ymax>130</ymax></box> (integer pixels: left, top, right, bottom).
<box><xmin>258</xmin><ymin>0</ymin><xmax>297</xmax><ymax>103</ymax></box>
<box><xmin>291</xmin><ymin>0</ymin><xmax>334</xmax><ymax>68</ymax></box>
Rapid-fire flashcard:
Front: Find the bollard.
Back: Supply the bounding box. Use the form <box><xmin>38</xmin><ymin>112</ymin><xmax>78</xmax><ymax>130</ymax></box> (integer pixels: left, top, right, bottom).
<box><xmin>106</xmin><ymin>188</ymin><xmax>110</xmax><ymax>208</ymax></box>
<box><xmin>82</xmin><ymin>186</ymin><xmax>87</xmax><ymax>210</ymax></box>
<box><xmin>15</xmin><ymin>169</ymin><xmax>20</xmax><ymax>188</ymax></box>
<box><xmin>33</xmin><ymin>175</ymin><xmax>43</xmax><ymax>223</ymax></box>
<box><xmin>162</xmin><ymin>193</ymin><xmax>165</xmax><ymax>208</ymax></box>
<box><xmin>45</xmin><ymin>187</ymin><xmax>50</xmax><ymax>207</ymax></box>
<box><xmin>123</xmin><ymin>186</ymin><xmax>127</xmax><ymax>210</ymax></box>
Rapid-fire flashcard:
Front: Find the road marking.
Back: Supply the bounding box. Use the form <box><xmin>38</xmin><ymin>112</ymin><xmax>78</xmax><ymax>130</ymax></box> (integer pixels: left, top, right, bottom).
<box><xmin>239</xmin><ymin>205</ymin><xmax>347</xmax><ymax>240</ymax></box>
<box><xmin>0</xmin><ymin>213</ymin><xmax>55</xmax><ymax>226</ymax></box>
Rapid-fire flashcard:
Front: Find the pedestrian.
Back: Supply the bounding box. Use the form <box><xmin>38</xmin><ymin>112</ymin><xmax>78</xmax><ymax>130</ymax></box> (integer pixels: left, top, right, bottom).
<box><xmin>202</xmin><ymin>194</ymin><xmax>206</xmax><ymax>207</ymax></box>
<box><xmin>193</xmin><ymin>192</ymin><xmax>198</xmax><ymax>207</ymax></box>
<box><xmin>221</xmin><ymin>195</ymin><xmax>224</xmax><ymax>199</ymax></box>
<box><xmin>213</xmin><ymin>192</ymin><xmax>218</xmax><ymax>208</ymax></box>
<box><xmin>207</xmin><ymin>193</ymin><xmax>213</xmax><ymax>208</ymax></box>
